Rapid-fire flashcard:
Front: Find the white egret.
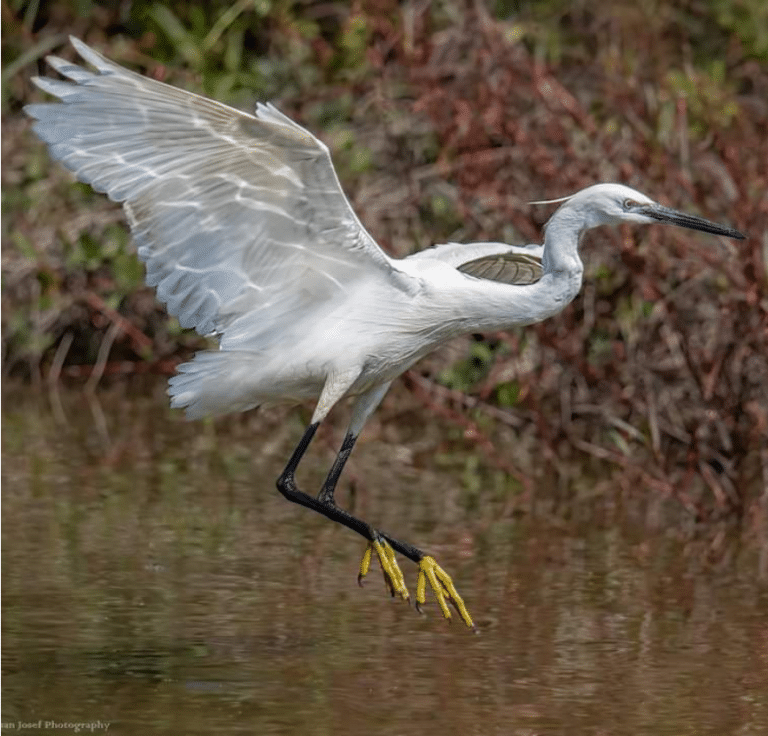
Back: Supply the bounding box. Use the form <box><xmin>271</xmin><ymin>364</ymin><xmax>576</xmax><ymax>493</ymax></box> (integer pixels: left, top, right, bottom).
<box><xmin>26</xmin><ymin>38</ymin><xmax>745</xmax><ymax>629</ymax></box>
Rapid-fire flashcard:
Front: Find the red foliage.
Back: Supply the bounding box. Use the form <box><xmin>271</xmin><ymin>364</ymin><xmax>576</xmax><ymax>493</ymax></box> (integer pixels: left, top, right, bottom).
<box><xmin>398</xmin><ymin>5</ymin><xmax>767</xmax><ymax>526</ymax></box>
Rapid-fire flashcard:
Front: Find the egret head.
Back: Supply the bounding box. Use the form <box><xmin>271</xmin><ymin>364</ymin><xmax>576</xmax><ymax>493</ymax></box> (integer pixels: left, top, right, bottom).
<box><xmin>541</xmin><ymin>183</ymin><xmax>745</xmax><ymax>240</ymax></box>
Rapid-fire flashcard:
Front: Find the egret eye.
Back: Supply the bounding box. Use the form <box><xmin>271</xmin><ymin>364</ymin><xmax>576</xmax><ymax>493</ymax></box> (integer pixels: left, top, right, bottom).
<box><xmin>623</xmin><ymin>198</ymin><xmax>639</xmax><ymax>209</ymax></box>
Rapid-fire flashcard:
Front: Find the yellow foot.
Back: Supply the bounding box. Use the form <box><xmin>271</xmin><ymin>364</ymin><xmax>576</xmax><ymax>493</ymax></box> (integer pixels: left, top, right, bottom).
<box><xmin>416</xmin><ymin>555</ymin><xmax>475</xmax><ymax>630</ymax></box>
<box><xmin>358</xmin><ymin>537</ymin><xmax>410</xmax><ymax>603</ymax></box>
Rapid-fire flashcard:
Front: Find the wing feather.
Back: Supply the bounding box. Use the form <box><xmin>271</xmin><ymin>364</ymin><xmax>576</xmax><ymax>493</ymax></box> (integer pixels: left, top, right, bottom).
<box><xmin>457</xmin><ymin>252</ymin><xmax>543</xmax><ymax>285</ymax></box>
<box><xmin>26</xmin><ymin>37</ymin><xmax>410</xmax><ymax>341</ymax></box>
<box><xmin>408</xmin><ymin>241</ymin><xmax>543</xmax><ymax>286</ymax></box>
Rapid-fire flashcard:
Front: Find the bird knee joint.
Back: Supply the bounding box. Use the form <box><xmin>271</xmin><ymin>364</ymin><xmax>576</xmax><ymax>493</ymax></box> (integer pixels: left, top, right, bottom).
<box><xmin>276</xmin><ymin>473</ymin><xmax>292</xmax><ymax>493</ymax></box>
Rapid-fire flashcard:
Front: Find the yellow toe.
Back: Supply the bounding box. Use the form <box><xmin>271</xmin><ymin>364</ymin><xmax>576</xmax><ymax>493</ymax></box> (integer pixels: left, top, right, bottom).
<box><xmin>416</xmin><ymin>555</ymin><xmax>475</xmax><ymax>629</ymax></box>
<box><xmin>358</xmin><ymin>538</ymin><xmax>410</xmax><ymax>602</ymax></box>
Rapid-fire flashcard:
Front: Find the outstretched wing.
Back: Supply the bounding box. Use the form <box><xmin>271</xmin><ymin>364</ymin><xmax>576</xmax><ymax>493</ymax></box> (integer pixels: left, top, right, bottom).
<box><xmin>25</xmin><ymin>37</ymin><xmax>410</xmax><ymax>343</ymax></box>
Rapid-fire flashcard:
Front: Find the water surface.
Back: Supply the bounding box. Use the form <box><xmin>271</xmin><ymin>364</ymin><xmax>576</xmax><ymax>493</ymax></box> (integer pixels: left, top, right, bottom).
<box><xmin>3</xmin><ymin>382</ymin><xmax>766</xmax><ymax>735</ymax></box>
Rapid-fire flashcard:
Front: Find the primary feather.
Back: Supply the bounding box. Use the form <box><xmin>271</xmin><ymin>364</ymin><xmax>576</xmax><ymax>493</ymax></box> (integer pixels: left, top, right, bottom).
<box><xmin>27</xmin><ymin>37</ymin><xmax>409</xmax><ymax>342</ymax></box>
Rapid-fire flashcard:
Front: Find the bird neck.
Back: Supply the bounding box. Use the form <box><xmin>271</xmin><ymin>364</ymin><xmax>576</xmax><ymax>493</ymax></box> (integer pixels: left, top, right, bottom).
<box><xmin>541</xmin><ymin>204</ymin><xmax>587</xmax><ymax>281</ymax></box>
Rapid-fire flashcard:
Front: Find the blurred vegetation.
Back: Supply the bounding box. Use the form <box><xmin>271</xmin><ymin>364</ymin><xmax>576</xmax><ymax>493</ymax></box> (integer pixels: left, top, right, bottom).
<box><xmin>2</xmin><ymin>0</ymin><xmax>767</xmax><ymax>538</ymax></box>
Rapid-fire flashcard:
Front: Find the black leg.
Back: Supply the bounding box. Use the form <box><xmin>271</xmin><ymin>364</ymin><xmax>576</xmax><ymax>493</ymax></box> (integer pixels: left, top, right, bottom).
<box><xmin>276</xmin><ymin>423</ymin><xmax>373</xmax><ymax>541</ymax></box>
<box><xmin>277</xmin><ymin>423</ymin><xmax>425</xmax><ymax>562</ymax></box>
<box><xmin>317</xmin><ymin>431</ymin><xmax>357</xmax><ymax>505</ymax></box>
<box><xmin>275</xmin><ymin>421</ymin><xmax>474</xmax><ymax>628</ymax></box>
<box><xmin>379</xmin><ymin>532</ymin><xmax>424</xmax><ymax>564</ymax></box>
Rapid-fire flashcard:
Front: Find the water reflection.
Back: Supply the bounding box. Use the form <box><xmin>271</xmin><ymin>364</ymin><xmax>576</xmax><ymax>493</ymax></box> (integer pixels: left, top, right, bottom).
<box><xmin>3</xmin><ymin>381</ymin><xmax>767</xmax><ymax>735</ymax></box>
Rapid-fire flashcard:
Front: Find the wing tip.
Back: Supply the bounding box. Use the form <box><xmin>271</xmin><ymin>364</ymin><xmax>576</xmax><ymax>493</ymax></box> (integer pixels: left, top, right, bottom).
<box><xmin>66</xmin><ymin>36</ymin><xmax>116</xmax><ymax>73</ymax></box>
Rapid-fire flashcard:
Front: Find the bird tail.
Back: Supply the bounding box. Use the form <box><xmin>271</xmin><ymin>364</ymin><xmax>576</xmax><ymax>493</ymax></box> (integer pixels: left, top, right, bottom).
<box><xmin>168</xmin><ymin>350</ymin><xmax>266</xmax><ymax>419</ymax></box>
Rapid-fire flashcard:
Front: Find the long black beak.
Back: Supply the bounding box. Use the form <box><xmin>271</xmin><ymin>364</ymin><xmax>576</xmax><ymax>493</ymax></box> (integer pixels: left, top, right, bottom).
<box><xmin>641</xmin><ymin>204</ymin><xmax>745</xmax><ymax>240</ymax></box>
